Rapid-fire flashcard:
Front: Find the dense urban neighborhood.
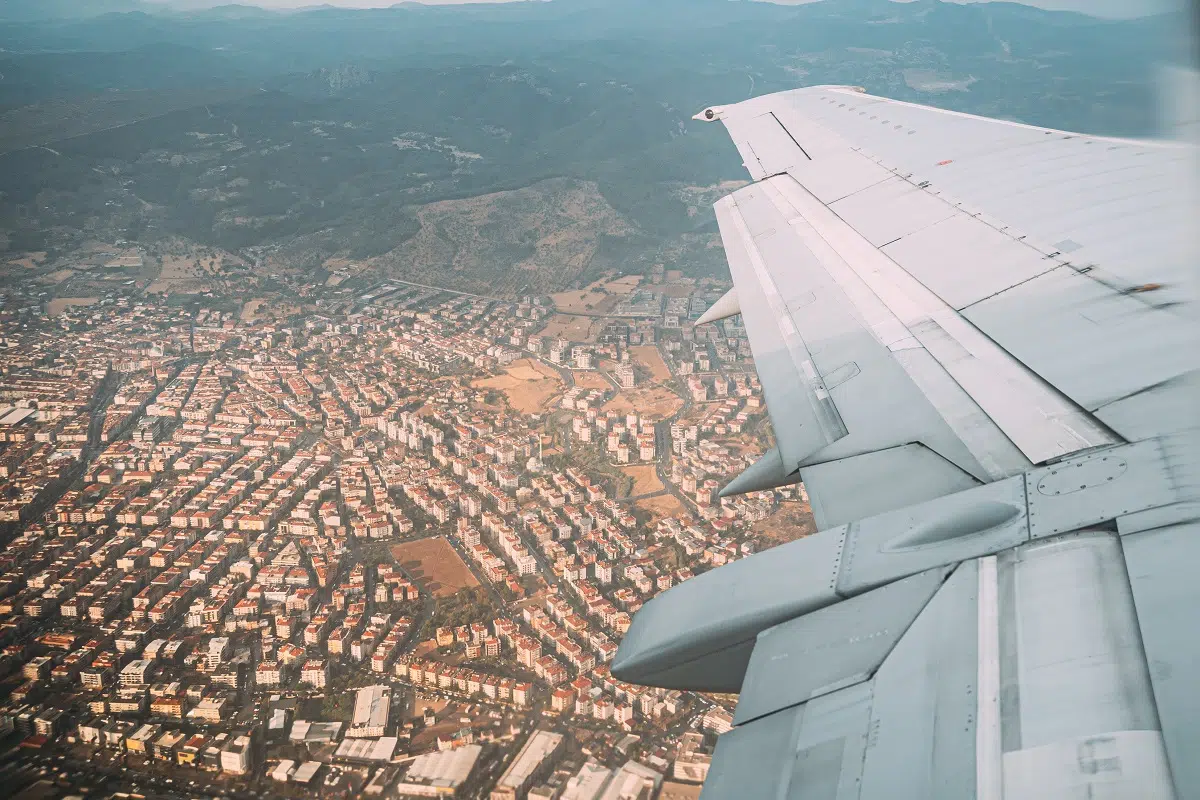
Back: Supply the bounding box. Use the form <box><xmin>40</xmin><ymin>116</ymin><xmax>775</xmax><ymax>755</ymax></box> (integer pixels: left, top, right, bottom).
<box><xmin>0</xmin><ymin>260</ymin><xmax>812</xmax><ymax>800</ymax></box>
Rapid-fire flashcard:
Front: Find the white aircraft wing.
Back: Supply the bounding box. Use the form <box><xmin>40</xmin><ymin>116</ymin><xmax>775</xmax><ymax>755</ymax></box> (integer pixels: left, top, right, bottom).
<box><xmin>612</xmin><ymin>86</ymin><xmax>1199</xmax><ymax>800</ymax></box>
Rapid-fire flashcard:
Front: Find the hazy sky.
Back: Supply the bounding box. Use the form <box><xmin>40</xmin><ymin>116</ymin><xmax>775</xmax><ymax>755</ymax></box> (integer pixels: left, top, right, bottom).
<box><xmin>152</xmin><ymin>0</ymin><xmax>1177</xmax><ymax>16</ymax></box>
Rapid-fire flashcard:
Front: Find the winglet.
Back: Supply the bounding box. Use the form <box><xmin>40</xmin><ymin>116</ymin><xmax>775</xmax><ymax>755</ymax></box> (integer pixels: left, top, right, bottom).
<box><xmin>696</xmin><ymin>288</ymin><xmax>740</xmax><ymax>325</ymax></box>
<box><xmin>719</xmin><ymin>447</ymin><xmax>801</xmax><ymax>498</ymax></box>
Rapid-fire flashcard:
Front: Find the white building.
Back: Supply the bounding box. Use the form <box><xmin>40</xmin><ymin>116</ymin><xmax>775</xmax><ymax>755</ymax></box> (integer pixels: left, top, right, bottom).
<box><xmin>490</xmin><ymin>729</ymin><xmax>564</xmax><ymax>800</ymax></box>
<box><xmin>271</xmin><ymin>759</ymin><xmax>296</xmax><ymax>782</ymax></box>
<box><xmin>348</xmin><ymin>685</ymin><xmax>392</xmax><ymax>739</ymax></box>
<box><xmin>394</xmin><ymin>743</ymin><xmax>483</xmax><ymax>797</ymax></box>
<box><xmin>598</xmin><ymin>761</ymin><xmax>662</xmax><ymax>800</ymax></box>
<box><xmin>561</xmin><ymin>760</ymin><xmax>613</xmax><ymax>800</ymax></box>
<box><xmin>220</xmin><ymin>735</ymin><xmax>253</xmax><ymax>775</ymax></box>
<box><xmin>119</xmin><ymin>659</ymin><xmax>154</xmax><ymax>687</ymax></box>
<box><xmin>206</xmin><ymin>637</ymin><xmax>231</xmax><ymax>671</ymax></box>
<box><xmin>300</xmin><ymin>659</ymin><xmax>327</xmax><ymax>688</ymax></box>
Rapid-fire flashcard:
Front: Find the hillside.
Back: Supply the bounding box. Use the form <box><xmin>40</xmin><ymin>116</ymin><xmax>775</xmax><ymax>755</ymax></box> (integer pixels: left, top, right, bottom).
<box><xmin>0</xmin><ymin>0</ymin><xmax>1184</xmax><ymax>295</ymax></box>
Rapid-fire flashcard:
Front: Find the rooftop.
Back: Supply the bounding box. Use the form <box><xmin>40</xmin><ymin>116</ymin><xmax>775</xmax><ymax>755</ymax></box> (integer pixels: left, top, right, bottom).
<box><xmin>497</xmin><ymin>729</ymin><xmax>564</xmax><ymax>790</ymax></box>
<box><xmin>404</xmin><ymin>743</ymin><xmax>483</xmax><ymax>788</ymax></box>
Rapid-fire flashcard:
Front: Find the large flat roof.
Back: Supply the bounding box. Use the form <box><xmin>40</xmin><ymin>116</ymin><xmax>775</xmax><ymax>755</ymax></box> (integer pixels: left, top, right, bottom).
<box><xmin>599</xmin><ymin>761</ymin><xmax>663</xmax><ymax>800</ymax></box>
<box><xmin>561</xmin><ymin>760</ymin><xmax>613</xmax><ymax>800</ymax></box>
<box><xmin>406</xmin><ymin>744</ymin><xmax>483</xmax><ymax>788</ymax></box>
<box><xmin>334</xmin><ymin>736</ymin><xmax>397</xmax><ymax>762</ymax></box>
<box><xmin>497</xmin><ymin>730</ymin><xmax>564</xmax><ymax>789</ymax></box>
<box><xmin>289</xmin><ymin>720</ymin><xmax>343</xmax><ymax>743</ymax></box>
<box><xmin>351</xmin><ymin>684</ymin><xmax>391</xmax><ymax>728</ymax></box>
<box><xmin>293</xmin><ymin>761</ymin><xmax>322</xmax><ymax>784</ymax></box>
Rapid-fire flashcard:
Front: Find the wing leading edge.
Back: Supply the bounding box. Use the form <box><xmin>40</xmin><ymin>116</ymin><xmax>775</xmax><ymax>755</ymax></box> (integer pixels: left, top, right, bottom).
<box><xmin>613</xmin><ymin>86</ymin><xmax>1199</xmax><ymax>799</ymax></box>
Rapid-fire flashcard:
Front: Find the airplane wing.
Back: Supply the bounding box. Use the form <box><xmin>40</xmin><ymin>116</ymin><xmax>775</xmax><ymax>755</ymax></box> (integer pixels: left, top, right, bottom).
<box><xmin>612</xmin><ymin>86</ymin><xmax>1199</xmax><ymax>799</ymax></box>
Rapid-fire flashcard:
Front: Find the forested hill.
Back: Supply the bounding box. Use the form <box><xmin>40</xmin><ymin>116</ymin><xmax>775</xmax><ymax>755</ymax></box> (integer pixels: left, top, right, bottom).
<box><xmin>0</xmin><ymin>0</ymin><xmax>1184</xmax><ymax>293</ymax></box>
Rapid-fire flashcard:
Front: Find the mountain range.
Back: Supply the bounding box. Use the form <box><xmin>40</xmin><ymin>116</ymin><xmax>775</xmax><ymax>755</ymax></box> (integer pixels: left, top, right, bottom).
<box><xmin>0</xmin><ymin>0</ymin><xmax>1185</xmax><ymax>294</ymax></box>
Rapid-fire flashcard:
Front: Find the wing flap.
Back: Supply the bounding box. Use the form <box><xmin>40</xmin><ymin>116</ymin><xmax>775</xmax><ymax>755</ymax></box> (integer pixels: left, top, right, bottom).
<box><xmin>800</xmin><ymin>444</ymin><xmax>981</xmax><ymax>529</ymax></box>
<box><xmin>734</xmin><ymin>565</ymin><xmax>949</xmax><ymax>725</ymax></box>
<box><xmin>701</xmin><ymin>683</ymin><xmax>874</xmax><ymax>800</ymax></box>
<box><xmin>715</xmin><ymin>192</ymin><xmax>849</xmax><ymax>471</ymax></box>
<box><xmin>857</xmin><ymin>560</ymin><xmax>980</xmax><ymax>800</ymax></box>
<box><xmin>716</xmin><ymin>180</ymin><xmax>1001</xmax><ymax>488</ymax></box>
<box><xmin>1123</xmin><ymin>521</ymin><xmax>1200</xmax><ymax>800</ymax></box>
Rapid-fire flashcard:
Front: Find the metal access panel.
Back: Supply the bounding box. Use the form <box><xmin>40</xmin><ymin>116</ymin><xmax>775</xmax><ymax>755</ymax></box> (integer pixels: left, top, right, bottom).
<box><xmin>1025</xmin><ymin>440</ymin><xmax>1178</xmax><ymax>540</ymax></box>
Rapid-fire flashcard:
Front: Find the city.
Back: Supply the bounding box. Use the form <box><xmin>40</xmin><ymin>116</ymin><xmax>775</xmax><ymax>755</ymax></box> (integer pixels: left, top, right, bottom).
<box><xmin>0</xmin><ymin>260</ymin><xmax>812</xmax><ymax>800</ymax></box>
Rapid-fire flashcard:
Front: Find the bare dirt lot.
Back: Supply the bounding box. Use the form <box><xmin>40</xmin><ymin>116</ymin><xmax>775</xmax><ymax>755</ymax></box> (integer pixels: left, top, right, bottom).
<box><xmin>660</xmin><ymin>782</ymin><xmax>704</xmax><ymax>800</ymax></box>
<box><xmin>5</xmin><ymin>251</ymin><xmax>47</xmax><ymax>270</ymax></box>
<box><xmin>472</xmin><ymin>358</ymin><xmax>563</xmax><ymax>414</ymax></box>
<box><xmin>41</xmin><ymin>268</ymin><xmax>77</xmax><ymax>284</ymax></box>
<box><xmin>240</xmin><ymin>298</ymin><xmax>268</xmax><ymax>322</ymax></box>
<box><xmin>606</xmin><ymin>275</ymin><xmax>642</xmax><ymax>293</ymax></box>
<box><xmin>622</xmin><ymin>464</ymin><xmax>664</xmax><ymax>496</ymax></box>
<box><xmin>603</xmin><ymin>385</ymin><xmax>684</xmax><ymax>421</ymax></box>
<box><xmin>751</xmin><ymin>502</ymin><xmax>816</xmax><ymax>549</ymax></box>
<box><xmin>572</xmin><ymin>371</ymin><xmax>613</xmax><ymax>391</ymax></box>
<box><xmin>46</xmin><ymin>297</ymin><xmax>99</xmax><ymax>316</ymax></box>
<box><xmin>551</xmin><ymin>288</ymin><xmax>621</xmax><ymax>315</ymax></box>
<box><xmin>538</xmin><ymin>314</ymin><xmax>605</xmax><ymax>343</ymax></box>
<box><xmin>630</xmin><ymin>345</ymin><xmax>671</xmax><ymax>382</ymax></box>
<box><xmin>392</xmin><ymin>536</ymin><xmax>480</xmax><ymax>598</ymax></box>
<box><xmin>637</xmin><ymin>492</ymin><xmax>687</xmax><ymax>520</ymax></box>
<box><xmin>550</xmin><ymin>275</ymin><xmax>643</xmax><ymax>314</ymax></box>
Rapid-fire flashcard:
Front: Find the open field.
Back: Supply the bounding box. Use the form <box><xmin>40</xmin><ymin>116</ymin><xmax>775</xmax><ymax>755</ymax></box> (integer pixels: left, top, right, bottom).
<box><xmin>145</xmin><ymin>241</ymin><xmax>247</xmax><ymax>294</ymax></box>
<box><xmin>622</xmin><ymin>464</ymin><xmax>664</xmax><ymax>496</ymax></box>
<box><xmin>538</xmin><ymin>314</ymin><xmax>604</xmax><ymax>342</ymax></box>
<box><xmin>240</xmin><ymin>298</ymin><xmax>268</xmax><ymax>322</ymax></box>
<box><xmin>392</xmin><ymin>536</ymin><xmax>479</xmax><ymax>598</ymax></box>
<box><xmin>46</xmin><ymin>297</ymin><xmax>99</xmax><ymax>316</ymax></box>
<box><xmin>606</xmin><ymin>275</ymin><xmax>642</xmax><ymax>293</ymax></box>
<box><xmin>637</xmin><ymin>492</ymin><xmax>686</xmax><ymax>519</ymax></box>
<box><xmin>572</xmin><ymin>371</ymin><xmax>613</xmax><ymax>391</ymax></box>
<box><xmin>603</xmin><ymin>385</ymin><xmax>683</xmax><ymax>421</ymax></box>
<box><xmin>41</xmin><ymin>269</ymin><xmax>78</xmax><ymax>284</ymax></box>
<box><xmin>472</xmin><ymin>358</ymin><xmax>563</xmax><ymax>414</ymax></box>
<box><xmin>550</xmin><ymin>275</ymin><xmax>642</xmax><ymax>314</ymax></box>
<box><xmin>630</xmin><ymin>345</ymin><xmax>671</xmax><ymax>382</ymax></box>
<box><xmin>147</xmin><ymin>253</ymin><xmax>202</xmax><ymax>293</ymax></box>
<box><xmin>550</xmin><ymin>288</ymin><xmax>621</xmax><ymax>315</ymax></box>
<box><xmin>5</xmin><ymin>252</ymin><xmax>47</xmax><ymax>270</ymax></box>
